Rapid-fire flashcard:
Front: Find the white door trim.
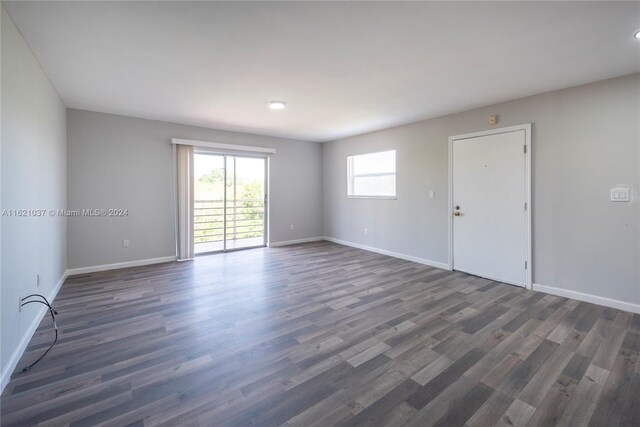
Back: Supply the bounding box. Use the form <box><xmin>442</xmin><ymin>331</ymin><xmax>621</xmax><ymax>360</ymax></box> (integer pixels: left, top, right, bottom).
<box><xmin>448</xmin><ymin>123</ymin><xmax>532</xmax><ymax>289</ymax></box>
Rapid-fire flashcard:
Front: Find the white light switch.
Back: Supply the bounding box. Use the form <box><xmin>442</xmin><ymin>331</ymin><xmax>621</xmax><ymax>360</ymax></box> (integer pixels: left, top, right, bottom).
<box><xmin>610</xmin><ymin>187</ymin><xmax>630</xmax><ymax>202</ymax></box>
<box><xmin>429</xmin><ymin>191</ymin><xmax>435</xmax><ymax>199</ymax></box>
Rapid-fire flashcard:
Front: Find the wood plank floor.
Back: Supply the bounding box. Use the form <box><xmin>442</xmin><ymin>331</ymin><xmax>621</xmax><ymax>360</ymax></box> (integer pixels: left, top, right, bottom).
<box><xmin>1</xmin><ymin>241</ymin><xmax>638</xmax><ymax>426</ymax></box>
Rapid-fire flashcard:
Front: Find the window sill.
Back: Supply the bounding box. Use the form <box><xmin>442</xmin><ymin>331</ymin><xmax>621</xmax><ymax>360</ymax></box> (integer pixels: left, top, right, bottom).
<box><xmin>347</xmin><ymin>196</ymin><xmax>397</xmax><ymax>200</ymax></box>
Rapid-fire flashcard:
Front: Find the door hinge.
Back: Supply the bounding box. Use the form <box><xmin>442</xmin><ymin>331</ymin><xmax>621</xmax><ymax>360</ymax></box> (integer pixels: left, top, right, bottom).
<box><xmin>525</xmin><ymin>260</ymin><xmax>528</xmax><ymax>269</ymax></box>
<box><xmin>524</xmin><ymin>145</ymin><xmax>527</xmax><ymax>154</ymax></box>
<box><xmin>524</xmin><ymin>202</ymin><xmax>527</xmax><ymax>211</ymax></box>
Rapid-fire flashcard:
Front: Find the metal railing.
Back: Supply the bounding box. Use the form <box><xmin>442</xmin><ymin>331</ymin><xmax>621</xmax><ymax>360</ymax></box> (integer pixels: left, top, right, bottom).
<box><xmin>194</xmin><ymin>199</ymin><xmax>264</xmax><ymax>244</ymax></box>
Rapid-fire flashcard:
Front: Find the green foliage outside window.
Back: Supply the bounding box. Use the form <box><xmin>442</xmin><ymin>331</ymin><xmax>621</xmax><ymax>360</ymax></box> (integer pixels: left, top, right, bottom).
<box><xmin>194</xmin><ymin>168</ymin><xmax>264</xmax><ymax>244</ymax></box>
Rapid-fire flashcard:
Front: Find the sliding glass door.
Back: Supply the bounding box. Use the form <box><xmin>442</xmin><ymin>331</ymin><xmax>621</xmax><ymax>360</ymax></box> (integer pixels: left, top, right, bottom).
<box><xmin>193</xmin><ymin>153</ymin><xmax>266</xmax><ymax>254</ymax></box>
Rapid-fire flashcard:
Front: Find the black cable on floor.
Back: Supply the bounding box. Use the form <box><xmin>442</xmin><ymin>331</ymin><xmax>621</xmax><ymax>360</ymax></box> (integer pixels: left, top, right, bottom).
<box><xmin>20</xmin><ymin>294</ymin><xmax>58</xmax><ymax>372</ymax></box>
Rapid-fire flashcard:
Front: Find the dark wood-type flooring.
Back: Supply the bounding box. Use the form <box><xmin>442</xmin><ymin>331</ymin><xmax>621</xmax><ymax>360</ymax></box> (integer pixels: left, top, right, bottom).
<box><xmin>1</xmin><ymin>242</ymin><xmax>638</xmax><ymax>426</ymax></box>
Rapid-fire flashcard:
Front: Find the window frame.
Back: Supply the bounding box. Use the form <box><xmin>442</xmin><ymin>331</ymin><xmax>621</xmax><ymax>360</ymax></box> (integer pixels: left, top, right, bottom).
<box><xmin>347</xmin><ymin>149</ymin><xmax>397</xmax><ymax>199</ymax></box>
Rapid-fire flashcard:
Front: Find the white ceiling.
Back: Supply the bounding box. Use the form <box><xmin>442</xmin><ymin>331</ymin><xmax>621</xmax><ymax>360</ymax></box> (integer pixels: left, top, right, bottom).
<box><xmin>4</xmin><ymin>1</ymin><xmax>640</xmax><ymax>142</ymax></box>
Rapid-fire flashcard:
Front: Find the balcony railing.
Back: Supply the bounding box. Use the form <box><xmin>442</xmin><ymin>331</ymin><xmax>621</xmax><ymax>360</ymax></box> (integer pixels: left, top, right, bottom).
<box><xmin>194</xmin><ymin>199</ymin><xmax>264</xmax><ymax>244</ymax></box>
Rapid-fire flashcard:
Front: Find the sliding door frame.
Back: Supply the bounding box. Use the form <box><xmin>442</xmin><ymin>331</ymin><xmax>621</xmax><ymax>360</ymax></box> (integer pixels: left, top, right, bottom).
<box><xmin>193</xmin><ymin>150</ymin><xmax>268</xmax><ymax>255</ymax></box>
<box><xmin>223</xmin><ymin>155</ymin><xmax>228</xmax><ymax>252</ymax></box>
<box><xmin>172</xmin><ymin>139</ymin><xmax>275</xmax><ymax>258</ymax></box>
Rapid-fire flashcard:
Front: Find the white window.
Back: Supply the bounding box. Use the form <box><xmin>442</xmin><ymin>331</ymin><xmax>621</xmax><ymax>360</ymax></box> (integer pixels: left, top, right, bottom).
<box><xmin>347</xmin><ymin>150</ymin><xmax>396</xmax><ymax>198</ymax></box>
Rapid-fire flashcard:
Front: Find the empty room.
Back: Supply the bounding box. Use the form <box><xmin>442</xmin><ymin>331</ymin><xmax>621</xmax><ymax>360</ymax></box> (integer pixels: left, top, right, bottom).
<box><xmin>1</xmin><ymin>1</ymin><xmax>639</xmax><ymax>426</ymax></box>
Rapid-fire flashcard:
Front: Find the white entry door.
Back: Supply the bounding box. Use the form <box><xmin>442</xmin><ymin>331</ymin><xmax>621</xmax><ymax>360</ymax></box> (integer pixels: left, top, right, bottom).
<box><xmin>451</xmin><ymin>126</ymin><xmax>530</xmax><ymax>287</ymax></box>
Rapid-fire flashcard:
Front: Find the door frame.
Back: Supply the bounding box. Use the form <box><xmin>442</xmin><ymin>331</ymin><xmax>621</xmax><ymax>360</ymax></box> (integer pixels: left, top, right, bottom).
<box><xmin>447</xmin><ymin>123</ymin><xmax>532</xmax><ymax>289</ymax></box>
<box><xmin>192</xmin><ymin>150</ymin><xmax>269</xmax><ymax>254</ymax></box>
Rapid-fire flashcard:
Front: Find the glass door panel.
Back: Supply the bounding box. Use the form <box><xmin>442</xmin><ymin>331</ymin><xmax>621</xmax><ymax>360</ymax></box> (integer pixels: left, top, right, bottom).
<box><xmin>194</xmin><ymin>154</ymin><xmax>226</xmax><ymax>254</ymax></box>
<box><xmin>226</xmin><ymin>156</ymin><xmax>266</xmax><ymax>250</ymax></box>
<box><xmin>193</xmin><ymin>153</ymin><xmax>266</xmax><ymax>254</ymax></box>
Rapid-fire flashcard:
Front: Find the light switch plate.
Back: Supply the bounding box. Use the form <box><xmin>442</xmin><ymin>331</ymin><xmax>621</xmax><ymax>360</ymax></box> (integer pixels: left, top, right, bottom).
<box><xmin>610</xmin><ymin>187</ymin><xmax>630</xmax><ymax>202</ymax></box>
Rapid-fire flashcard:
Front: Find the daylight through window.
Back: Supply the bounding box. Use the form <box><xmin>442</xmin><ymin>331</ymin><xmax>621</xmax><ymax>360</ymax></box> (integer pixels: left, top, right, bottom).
<box><xmin>347</xmin><ymin>150</ymin><xmax>396</xmax><ymax>198</ymax></box>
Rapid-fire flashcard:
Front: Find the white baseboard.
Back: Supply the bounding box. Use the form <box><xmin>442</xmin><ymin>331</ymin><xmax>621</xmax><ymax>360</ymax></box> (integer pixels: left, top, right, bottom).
<box><xmin>66</xmin><ymin>256</ymin><xmax>177</xmax><ymax>276</ymax></box>
<box><xmin>2</xmin><ymin>255</ymin><xmax>176</xmax><ymax>393</ymax></box>
<box><xmin>1</xmin><ymin>269</ymin><xmax>68</xmax><ymax>393</ymax></box>
<box><xmin>268</xmin><ymin>237</ymin><xmax>324</xmax><ymax>247</ymax></box>
<box><xmin>534</xmin><ymin>282</ymin><xmax>640</xmax><ymax>314</ymax></box>
<box><xmin>323</xmin><ymin>236</ymin><xmax>450</xmax><ymax>270</ymax></box>
<box><xmin>323</xmin><ymin>238</ymin><xmax>639</xmax><ymax>314</ymax></box>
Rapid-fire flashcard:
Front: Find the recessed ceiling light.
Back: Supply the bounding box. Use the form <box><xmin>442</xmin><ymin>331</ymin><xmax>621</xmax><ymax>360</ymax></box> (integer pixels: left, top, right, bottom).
<box><xmin>268</xmin><ymin>101</ymin><xmax>286</xmax><ymax>110</ymax></box>
<box><xmin>635</xmin><ymin>30</ymin><xmax>640</xmax><ymax>39</ymax></box>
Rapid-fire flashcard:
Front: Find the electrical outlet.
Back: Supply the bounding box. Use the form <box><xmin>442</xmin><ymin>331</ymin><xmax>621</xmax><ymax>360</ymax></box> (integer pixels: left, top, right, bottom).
<box><xmin>364</xmin><ymin>228</ymin><xmax>368</xmax><ymax>236</ymax></box>
<box><xmin>123</xmin><ymin>239</ymin><xmax>130</xmax><ymax>248</ymax></box>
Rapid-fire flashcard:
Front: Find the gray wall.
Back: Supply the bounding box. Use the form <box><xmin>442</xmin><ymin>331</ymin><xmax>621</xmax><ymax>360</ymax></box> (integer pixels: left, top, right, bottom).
<box><xmin>67</xmin><ymin>110</ymin><xmax>323</xmax><ymax>269</ymax></box>
<box><xmin>1</xmin><ymin>7</ymin><xmax>67</xmax><ymax>375</ymax></box>
<box><xmin>323</xmin><ymin>73</ymin><xmax>640</xmax><ymax>305</ymax></box>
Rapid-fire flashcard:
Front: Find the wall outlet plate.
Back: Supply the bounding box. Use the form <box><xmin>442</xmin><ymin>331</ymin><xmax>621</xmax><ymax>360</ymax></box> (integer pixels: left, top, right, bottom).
<box><xmin>610</xmin><ymin>187</ymin><xmax>630</xmax><ymax>202</ymax></box>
